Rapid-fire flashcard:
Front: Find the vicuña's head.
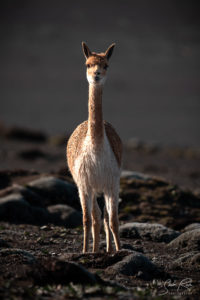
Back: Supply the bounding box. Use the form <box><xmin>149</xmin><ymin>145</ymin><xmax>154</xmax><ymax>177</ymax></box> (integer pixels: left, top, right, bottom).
<box><xmin>82</xmin><ymin>42</ymin><xmax>115</xmax><ymax>86</ymax></box>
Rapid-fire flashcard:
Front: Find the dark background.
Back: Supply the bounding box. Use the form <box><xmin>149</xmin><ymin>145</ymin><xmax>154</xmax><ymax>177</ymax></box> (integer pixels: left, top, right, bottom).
<box><xmin>1</xmin><ymin>0</ymin><xmax>200</xmax><ymax>146</ymax></box>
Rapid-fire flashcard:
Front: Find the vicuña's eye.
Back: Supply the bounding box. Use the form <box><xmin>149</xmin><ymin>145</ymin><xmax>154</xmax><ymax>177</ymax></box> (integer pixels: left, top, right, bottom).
<box><xmin>104</xmin><ymin>64</ymin><xmax>108</xmax><ymax>70</ymax></box>
<box><xmin>87</xmin><ymin>64</ymin><xmax>92</xmax><ymax>68</ymax></box>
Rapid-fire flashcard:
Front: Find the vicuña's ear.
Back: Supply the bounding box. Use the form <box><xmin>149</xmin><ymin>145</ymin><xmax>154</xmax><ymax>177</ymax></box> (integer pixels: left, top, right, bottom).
<box><xmin>105</xmin><ymin>43</ymin><xmax>116</xmax><ymax>60</ymax></box>
<box><xmin>82</xmin><ymin>42</ymin><xmax>92</xmax><ymax>59</ymax></box>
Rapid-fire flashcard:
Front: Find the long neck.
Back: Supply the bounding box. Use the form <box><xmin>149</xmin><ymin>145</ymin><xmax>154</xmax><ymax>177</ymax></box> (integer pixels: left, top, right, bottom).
<box><xmin>88</xmin><ymin>84</ymin><xmax>104</xmax><ymax>144</ymax></box>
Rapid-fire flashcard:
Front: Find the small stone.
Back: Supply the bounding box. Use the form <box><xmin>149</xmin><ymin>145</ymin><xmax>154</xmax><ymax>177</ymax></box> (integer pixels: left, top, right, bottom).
<box><xmin>40</xmin><ymin>225</ymin><xmax>49</xmax><ymax>231</ymax></box>
<box><xmin>182</xmin><ymin>223</ymin><xmax>200</xmax><ymax>232</ymax></box>
<box><xmin>0</xmin><ymin>193</ymin><xmax>50</xmax><ymax>225</ymax></box>
<box><xmin>0</xmin><ymin>248</ymin><xmax>36</xmax><ymax>263</ymax></box>
<box><xmin>121</xmin><ymin>170</ymin><xmax>152</xmax><ymax>181</ymax></box>
<box><xmin>106</xmin><ymin>251</ymin><xmax>158</xmax><ymax>280</ymax></box>
<box><xmin>47</xmin><ymin>204</ymin><xmax>82</xmax><ymax>228</ymax></box>
<box><xmin>121</xmin><ymin>242</ymin><xmax>143</xmax><ymax>253</ymax></box>
<box><xmin>0</xmin><ymin>193</ymin><xmax>34</xmax><ymax>223</ymax></box>
<box><xmin>36</xmin><ymin>237</ymin><xmax>43</xmax><ymax>243</ymax></box>
<box><xmin>171</xmin><ymin>251</ymin><xmax>200</xmax><ymax>270</ymax></box>
<box><xmin>27</xmin><ymin>177</ymin><xmax>80</xmax><ymax>209</ymax></box>
<box><xmin>120</xmin><ymin>222</ymin><xmax>180</xmax><ymax>243</ymax></box>
<box><xmin>0</xmin><ymin>184</ymin><xmax>44</xmax><ymax>207</ymax></box>
<box><xmin>33</xmin><ymin>258</ymin><xmax>98</xmax><ymax>285</ymax></box>
<box><xmin>168</xmin><ymin>229</ymin><xmax>200</xmax><ymax>252</ymax></box>
<box><xmin>136</xmin><ymin>270</ymin><xmax>143</xmax><ymax>278</ymax></box>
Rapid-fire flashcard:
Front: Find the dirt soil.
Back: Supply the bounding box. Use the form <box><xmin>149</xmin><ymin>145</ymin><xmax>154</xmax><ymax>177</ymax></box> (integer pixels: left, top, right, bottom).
<box><xmin>0</xmin><ymin>126</ymin><xmax>200</xmax><ymax>299</ymax></box>
<box><xmin>1</xmin><ymin>222</ymin><xmax>200</xmax><ymax>300</ymax></box>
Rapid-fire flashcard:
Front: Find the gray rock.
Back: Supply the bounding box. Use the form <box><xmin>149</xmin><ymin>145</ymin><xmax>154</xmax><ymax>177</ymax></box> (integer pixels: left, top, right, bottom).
<box><xmin>120</xmin><ymin>222</ymin><xmax>180</xmax><ymax>243</ymax></box>
<box><xmin>0</xmin><ymin>248</ymin><xmax>36</xmax><ymax>263</ymax></box>
<box><xmin>35</xmin><ymin>258</ymin><xmax>98</xmax><ymax>285</ymax></box>
<box><xmin>27</xmin><ymin>176</ymin><xmax>80</xmax><ymax>209</ymax></box>
<box><xmin>106</xmin><ymin>251</ymin><xmax>158</xmax><ymax>280</ymax></box>
<box><xmin>0</xmin><ymin>189</ymin><xmax>80</xmax><ymax>226</ymax></box>
<box><xmin>0</xmin><ymin>193</ymin><xmax>35</xmax><ymax>223</ymax></box>
<box><xmin>0</xmin><ymin>193</ymin><xmax>50</xmax><ymax>224</ymax></box>
<box><xmin>31</xmin><ymin>206</ymin><xmax>51</xmax><ymax>224</ymax></box>
<box><xmin>121</xmin><ymin>242</ymin><xmax>143</xmax><ymax>252</ymax></box>
<box><xmin>0</xmin><ymin>184</ymin><xmax>44</xmax><ymax>207</ymax></box>
<box><xmin>16</xmin><ymin>185</ymin><xmax>45</xmax><ymax>207</ymax></box>
<box><xmin>121</xmin><ymin>170</ymin><xmax>151</xmax><ymax>181</ymax></box>
<box><xmin>168</xmin><ymin>229</ymin><xmax>200</xmax><ymax>252</ymax></box>
<box><xmin>182</xmin><ymin>223</ymin><xmax>200</xmax><ymax>232</ymax></box>
<box><xmin>171</xmin><ymin>251</ymin><xmax>200</xmax><ymax>270</ymax></box>
<box><xmin>47</xmin><ymin>204</ymin><xmax>82</xmax><ymax>228</ymax></box>
<box><xmin>58</xmin><ymin>260</ymin><xmax>98</xmax><ymax>285</ymax></box>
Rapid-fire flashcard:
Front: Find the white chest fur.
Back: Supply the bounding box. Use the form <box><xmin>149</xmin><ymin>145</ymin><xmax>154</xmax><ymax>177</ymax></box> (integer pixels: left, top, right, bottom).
<box><xmin>73</xmin><ymin>132</ymin><xmax>120</xmax><ymax>195</ymax></box>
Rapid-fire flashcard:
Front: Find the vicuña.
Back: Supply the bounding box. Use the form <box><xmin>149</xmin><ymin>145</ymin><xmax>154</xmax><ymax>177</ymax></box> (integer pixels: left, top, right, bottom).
<box><xmin>67</xmin><ymin>42</ymin><xmax>122</xmax><ymax>253</ymax></box>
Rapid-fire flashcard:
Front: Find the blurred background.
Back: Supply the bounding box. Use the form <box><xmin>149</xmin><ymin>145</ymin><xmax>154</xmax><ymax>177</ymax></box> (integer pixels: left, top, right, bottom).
<box><xmin>0</xmin><ymin>0</ymin><xmax>200</xmax><ymax>146</ymax></box>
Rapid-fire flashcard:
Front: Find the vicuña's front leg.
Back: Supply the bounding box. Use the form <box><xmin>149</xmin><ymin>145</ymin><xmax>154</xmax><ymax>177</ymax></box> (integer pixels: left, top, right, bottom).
<box><xmin>106</xmin><ymin>193</ymin><xmax>121</xmax><ymax>252</ymax></box>
<box><xmin>91</xmin><ymin>195</ymin><xmax>101</xmax><ymax>252</ymax></box>
<box><xmin>79</xmin><ymin>191</ymin><xmax>92</xmax><ymax>253</ymax></box>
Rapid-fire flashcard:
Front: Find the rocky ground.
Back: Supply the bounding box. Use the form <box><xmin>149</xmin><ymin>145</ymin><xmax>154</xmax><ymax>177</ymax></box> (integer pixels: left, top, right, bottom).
<box><xmin>0</xmin><ymin>123</ymin><xmax>200</xmax><ymax>299</ymax></box>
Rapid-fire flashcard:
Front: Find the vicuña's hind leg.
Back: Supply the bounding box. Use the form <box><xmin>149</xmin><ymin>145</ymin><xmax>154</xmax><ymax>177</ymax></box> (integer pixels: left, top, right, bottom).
<box><xmin>91</xmin><ymin>195</ymin><xmax>101</xmax><ymax>252</ymax></box>
<box><xmin>79</xmin><ymin>190</ymin><xmax>92</xmax><ymax>253</ymax></box>
<box><xmin>104</xmin><ymin>197</ymin><xmax>113</xmax><ymax>252</ymax></box>
<box><xmin>105</xmin><ymin>192</ymin><xmax>121</xmax><ymax>252</ymax></box>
